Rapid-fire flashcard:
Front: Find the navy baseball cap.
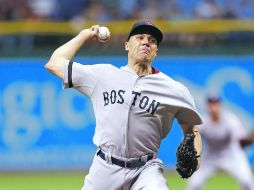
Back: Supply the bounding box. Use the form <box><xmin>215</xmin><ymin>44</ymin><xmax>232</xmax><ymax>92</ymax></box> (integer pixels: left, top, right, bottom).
<box><xmin>207</xmin><ymin>94</ymin><xmax>221</xmax><ymax>103</ymax></box>
<box><xmin>127</xmin><ymin>20</ymin><xmax>163</xmax><ymax>45</ymax></box>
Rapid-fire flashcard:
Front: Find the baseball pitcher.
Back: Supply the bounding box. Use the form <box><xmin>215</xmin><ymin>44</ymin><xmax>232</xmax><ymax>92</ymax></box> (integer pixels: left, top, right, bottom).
<box><xmin>45</xmin><ymin>20</ymin><xmax>203</xmax><ymax>190</ymax></box>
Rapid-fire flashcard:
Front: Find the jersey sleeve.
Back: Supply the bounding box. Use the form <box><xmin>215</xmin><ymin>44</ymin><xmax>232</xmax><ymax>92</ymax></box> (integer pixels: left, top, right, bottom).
<box><xmin>226</xmin><ymin>111</ymin><xmax>247</xmax><ymax>140</ymax></box>
<box><xmin>63</xmin><ymin>60</ymin><xmax>102</xmax><ymax>97</ymax></box>
<box><xmin>176</xmin><ymin>107</ymin><xmax>203</xmax><ymax>125</ymax></box>
<box><xmin>174</xmin><ymin>84</ymin><xmax>203</xmax><ymax>125</ymax></box>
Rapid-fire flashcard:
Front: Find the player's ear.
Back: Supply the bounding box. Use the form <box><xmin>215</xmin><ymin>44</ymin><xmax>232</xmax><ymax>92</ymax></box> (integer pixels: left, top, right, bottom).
<box><xmin>155</xmin><ymin>47</ymin><xmax>158</xmax><ymax>56</ymax></box>
<box><xmin>125</xmin><ymin>41</ymin><xmax>129</xmax><ymax>51</ymax></box>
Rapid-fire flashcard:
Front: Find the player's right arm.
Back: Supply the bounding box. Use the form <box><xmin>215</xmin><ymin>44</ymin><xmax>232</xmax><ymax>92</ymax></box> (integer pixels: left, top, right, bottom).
<box><xmin>44</xmin><ymin>25</ymin><xmax>102</xmax><ymax>79</ymax></box>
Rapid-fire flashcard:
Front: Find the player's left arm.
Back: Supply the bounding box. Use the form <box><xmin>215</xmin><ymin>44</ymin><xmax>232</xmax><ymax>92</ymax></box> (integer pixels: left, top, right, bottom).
<box><xmin>180</xmin><ymin>124</ymin><xmax>202</xmax><ymax>169</ymax></box>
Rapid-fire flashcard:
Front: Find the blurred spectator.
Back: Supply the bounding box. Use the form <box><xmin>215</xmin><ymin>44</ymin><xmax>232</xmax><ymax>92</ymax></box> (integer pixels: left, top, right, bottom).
<box><xmin>102</xmin><ymin>0</ymin><xmax>121</xmax><ymax>20</ymax></box>
<box><xmin>236</xmin><ymin>0</ymin><xmax>254</xmax><ymax>19</ymax></box>
<box><xmin>55</xmin><ymin>0</ymin><xmax>90</xmax><ymax>20</ymax></box>
<box><xmin>0</xmin><ymin>0</ymin><xmax>37</xmax><ymax>20</ymax></box>
<box><xmin>220</xmin><ymin>0</ymin><xmax>238</xmax><ymax>18</ymax></box>
<box><xmin>1</xmin><ymin>0</ymin><xmax>254</xmax><ymax>21</ymax></box>
<box><xmin>119</xmin><ymin>0</ymin><xmax>138</xmax><ymax>19</ymax></box>
<box><xmin>193</xmin><ymin>0</ymin><xmax>222</xmax><ymax>19</ymax></box>
<box><xmin>138</xmin><ymin>0</ymin><xmax>164</xmax><ymax>20</ymax></box>
<box><xmin>0</xmin><ymin>0</ymin><xmax>16</xmax><ymax>20</ymax></box>
<box><xmin>28</xmin><ymin>0</ymin><xmax>58</xmax><ymax>20</ymax></box>
<box><xmin>66</xmin><ymin>0</ymin><xmax>121</xmax><ymax>22</ymax></box>
<box><xmin>83</xmin><ymin>1</ymin><xmax>111</xmax><ymax>21</ymax></box>
<box><xmin>161</xmin><ymin>0</ymin><xmax>184</xmax><ymax>20</ymax></box>
<box><xmin>0</xmin><ymin>0</ymin><xmax>36</xmax><ymax>53</ymax></box>
<box><xmin>1</xmin><ymin>0</ymin><xmax>254</xmax><ymax>55</ymax></box>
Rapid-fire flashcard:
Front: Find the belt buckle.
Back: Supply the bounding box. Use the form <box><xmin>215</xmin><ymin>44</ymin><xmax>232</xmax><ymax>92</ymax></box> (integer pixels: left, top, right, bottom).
<box><xmin>124</xmin><ymin>155</ymin><xmax>153</xmax><ymax>169</ymax></box>
<box><xmin>124</xmin><ymin>160</ymin><xmax>132</xmax><ymax>168</ymax></box>
<box><xmin>136</xmin><ymin>160</ymin><xmax>146</xmax><ymax>168</ymax></box>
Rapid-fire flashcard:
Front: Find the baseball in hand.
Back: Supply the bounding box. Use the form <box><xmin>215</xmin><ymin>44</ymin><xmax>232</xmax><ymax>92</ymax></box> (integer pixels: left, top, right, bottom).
<box><xmin>98</xmin><ymin>26</ymin><xmax>110</xmax><ymax>40</ymax></box>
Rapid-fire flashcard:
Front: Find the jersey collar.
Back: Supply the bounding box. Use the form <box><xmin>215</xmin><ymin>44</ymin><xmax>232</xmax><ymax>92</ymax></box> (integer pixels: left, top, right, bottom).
<box><xmin>152</xmin><ymin>67</ymin><xmax>159</xmax><ymax>74</ymax></box>
<box><xmin>121</xmin><ymin>65</ymin><xmax>159</xmax><ymax>75</ymax></box>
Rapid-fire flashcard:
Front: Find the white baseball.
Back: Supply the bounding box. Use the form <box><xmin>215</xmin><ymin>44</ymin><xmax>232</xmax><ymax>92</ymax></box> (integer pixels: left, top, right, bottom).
<box><xmin>98</xmin><ymin>26</ymin><xmax>110</xmax><ymax>40</ymax></box>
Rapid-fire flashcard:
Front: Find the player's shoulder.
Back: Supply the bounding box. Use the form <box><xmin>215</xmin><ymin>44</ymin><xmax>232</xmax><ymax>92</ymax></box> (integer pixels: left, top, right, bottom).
<box><xmin>82</xmin><ymin>63</ymin><xmax>119</xmax><ymax>72</ymax></box>
<box><xmin>99</xmin><ymin>63</ymin><xmax>121</xmax><ymax>71</ymax></box>
<box><xmin>158</xmin><ymin>72</ymin><xmax>180</xmax><ymax>85</ymax></box>
<box><xmin>157</xmin><ymin>72</ymin><xmax>197</xmax><ymax>107</ymax></box>
<box><xmin>90</xmin><ymin>63</ymin><xmax>116</xmax><ymax>69</ymax></box>
<box><xmin>158</xmin><ymin>72</ymin><xmax>191</xmax><ymax>94</ymax></box>
<box><xmin>222</xmin><ymin>109</ymin><xmax>237</xmax><ymax>119</ymax></box>
<box><xmin>222</xmin><ymin>109</ymin><xmax>242</xmax><ymax>125</ymax></box>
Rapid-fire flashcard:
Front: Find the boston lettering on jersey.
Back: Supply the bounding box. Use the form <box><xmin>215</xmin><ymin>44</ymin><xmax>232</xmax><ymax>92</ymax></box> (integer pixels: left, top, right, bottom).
<box><xmin>103</xmin><ymin>90</ymin><xmax>160</xmax><ymax>115</ymax></box>
<box><xmin>103</xmin><ymin>90</ymin><xmax>125</xmax><ymax>105</ymax></box>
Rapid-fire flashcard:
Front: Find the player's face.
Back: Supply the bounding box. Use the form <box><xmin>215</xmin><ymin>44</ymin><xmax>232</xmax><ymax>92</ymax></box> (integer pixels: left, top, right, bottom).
<box><xmin>207</xmin><ymin>102</ymin><xmax>221</xmax><ymax>117</ymax></box>
<box><xmin>125</xmin><ymin>34</ymin><xmax>158</xmax><ymax>63</ymax></box>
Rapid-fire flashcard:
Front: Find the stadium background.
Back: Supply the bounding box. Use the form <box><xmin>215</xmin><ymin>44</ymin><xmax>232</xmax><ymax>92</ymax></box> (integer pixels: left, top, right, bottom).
<box><xmin>0</xmin><ymin>0</ymin><xmax>254</xmax><ymax>189</ymax></box>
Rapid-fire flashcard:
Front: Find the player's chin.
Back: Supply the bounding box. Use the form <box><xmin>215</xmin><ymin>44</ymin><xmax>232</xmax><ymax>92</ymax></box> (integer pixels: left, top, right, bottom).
<box><xmin>138</xmin><ymin>53</ymin><xmax>151</xmax><ymax>59</ymax></box>
<box><xmin>136</xmin><ymin>56</ymin><xmax>148</xmax><ymax>63</ymax></box>
<box><xmin>139</xmin><ymin>55</ymin><xmax>154</xmax><ymax>62</ymax></box>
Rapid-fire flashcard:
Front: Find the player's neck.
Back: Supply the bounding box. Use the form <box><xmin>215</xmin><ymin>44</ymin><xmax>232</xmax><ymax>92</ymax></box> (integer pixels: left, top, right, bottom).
<box><xmin>211</xmin><ymin>114</ymin><xmax>219</xmax><ymax>122</ymax></box>
<box><xmin>128</xmin><ymin>61</ymin><xmax>152</xmax><ymax>76</ymax></box>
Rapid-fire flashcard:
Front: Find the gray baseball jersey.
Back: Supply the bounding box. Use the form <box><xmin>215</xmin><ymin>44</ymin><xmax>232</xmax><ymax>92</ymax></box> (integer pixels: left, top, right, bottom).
<box><xmin>200</xmin><ymin>110</ymin><xmax>246</xmax><ymax>158</ymax></box>
<box><xmin>188</xmin><ymin>110</ymin><xmax>254</xmax><ymax>190</ymax></box>
<box><xmin>63</xmin><ymin>61</ymin><xmax>203</xmax><ymax>190</ymax></box>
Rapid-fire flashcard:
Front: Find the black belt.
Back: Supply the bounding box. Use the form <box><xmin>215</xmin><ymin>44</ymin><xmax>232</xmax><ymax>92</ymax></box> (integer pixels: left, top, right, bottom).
<box><xmin>97</xmin><ymin>149</ymin><xmax>154</xmax><ymax>169</ymax></box>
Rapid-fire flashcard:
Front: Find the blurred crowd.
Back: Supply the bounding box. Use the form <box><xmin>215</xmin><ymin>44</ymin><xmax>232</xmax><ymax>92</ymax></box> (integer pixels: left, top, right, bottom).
<box><xmin>0</xmin><ymin>0</ymin><xmax>253</xmax><ymax>56</ymax></box>
<box><xmin>0</xmin><ymin>0</ymin><xmax>254</xmax><ymax>21</ymax></box>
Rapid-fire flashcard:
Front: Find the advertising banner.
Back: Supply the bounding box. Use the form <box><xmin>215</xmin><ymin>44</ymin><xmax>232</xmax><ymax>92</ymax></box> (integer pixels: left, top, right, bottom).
<box><xmin>0</xmin><ymin>56</ymin><xmax>253</xmax><ymax>170</ymax></box>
